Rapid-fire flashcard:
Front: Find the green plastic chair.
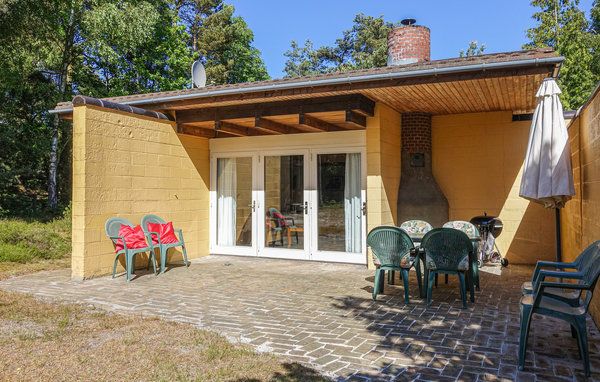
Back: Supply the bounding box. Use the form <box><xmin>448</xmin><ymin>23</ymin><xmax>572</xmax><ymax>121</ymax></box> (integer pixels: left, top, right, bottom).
<box><xmin>104</xmin><ymin>217</ymin><xmax>157</xmax><ymax>282</ymax></box>
<box><xmin>521</xmin><ymin>246</ymin><xmax>593</xmax><ymax>306</ymax></box>
<box><xmin>518</xmin><ymin>241</ymin><xmax>600</xmax><ymax>376</ymax></box>
<box><xmin>421</xmin><ymin>228</ymin><xmax>473</xmax><ymax>309</ymax></box>
<box><xmin>268</xmin><ymin>207</ymin><xmax>298</xmax><ymax>247</ymax></box>
<box><xmin>367</xmin><ymin>226</ymin><xmax>422</xmax><ymax>304</ymax></box>
<box><xmin>443</xmin><ymin>220</ymin><xmax>481</xmax><ymax>291</ymax></box>
<box><xmin>141</xmin><ymin>215</ymin><xmax>189</xmax><ymax>274</ymax></box>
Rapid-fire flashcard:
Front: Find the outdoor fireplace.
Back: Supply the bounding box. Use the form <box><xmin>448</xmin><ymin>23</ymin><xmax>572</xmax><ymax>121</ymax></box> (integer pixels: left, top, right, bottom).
<box><xmin>388</xmin><ymin>20</ymin><xmax>449</xmax><ymax>227</ymax></box>
<box><xmin>396</xmin><ymin>113</ymin><xmax>449</xmax><ymax>227</ymax></box>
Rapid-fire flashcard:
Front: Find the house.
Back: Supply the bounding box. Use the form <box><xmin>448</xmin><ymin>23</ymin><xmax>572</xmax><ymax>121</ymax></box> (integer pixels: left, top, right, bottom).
<box><xmin>53</xmin><ymin>21</ymin><xmax>564</xmax><ymax>279</ymax></box>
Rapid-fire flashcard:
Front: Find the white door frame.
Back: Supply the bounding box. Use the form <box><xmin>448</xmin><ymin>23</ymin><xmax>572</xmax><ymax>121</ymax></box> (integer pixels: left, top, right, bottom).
<box><xmin>209</xmin><ymin>151</ymin><xmax>258</xmax><ymax>257</ymax></box>
<box><xmin>209</xmin><ymin>132</ymin><xmax>367</xmax><ymax>264</ymax></box>
<box><xmin>308</xmin><ymin>147</ymin><xmax>367</xmax><ymax>264</ymax></box>
<box><xmin>257</xmin><ymin>149</ymin><xmax>310</xmax><ymax>261</ymax></box>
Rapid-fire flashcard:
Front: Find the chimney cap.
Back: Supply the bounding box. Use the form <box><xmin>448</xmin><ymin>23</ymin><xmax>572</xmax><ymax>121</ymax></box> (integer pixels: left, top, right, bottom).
<box><xmin>401</xmin><ymin>18</ymin><xmax>416</xmax><ymax>26</ymax></box>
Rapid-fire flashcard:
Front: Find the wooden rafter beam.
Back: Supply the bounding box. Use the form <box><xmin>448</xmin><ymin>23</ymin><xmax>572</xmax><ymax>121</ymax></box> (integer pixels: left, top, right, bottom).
<box><xmin>344</xmin><ymin>110</ymin><xmax>367</xmax><ymax>129</ymax></box>
<box><xmin>255</xmin><ymin>117</ymin><xmax>302</xmax><ymax>134</ymax></box>
<box><xmin>175</xmin><ymin>94</ymin><xmax>375</xmax><ymax>124</ymax></box>
<box><xmin>216</xmin><ymin>121</ymin><xmax>277</xmax><ymax>136</ymax></box>
<box><xmin>215</xmin><ymin>121</ymin><xmax>247</xmax><ymax>136</ymax></box>
<box><xmin>178</xmin><ymin>124</ymin><xmax>215</xmax><ymax>139</ymax></box>
<box><xmin>299</xmin><ymin>114</ymin><xmax>346</xmax><ymax>132</ymax></box>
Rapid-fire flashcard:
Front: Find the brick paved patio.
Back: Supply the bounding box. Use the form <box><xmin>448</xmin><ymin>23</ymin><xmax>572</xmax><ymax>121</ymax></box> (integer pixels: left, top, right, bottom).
<box><xmin>1</xmin><ymin>255</ymin><xmax>599</xmax><ymax>381</ymax></box>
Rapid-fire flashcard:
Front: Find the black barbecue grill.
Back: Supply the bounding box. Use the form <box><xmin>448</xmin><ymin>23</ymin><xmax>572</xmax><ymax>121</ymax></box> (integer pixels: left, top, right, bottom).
<box><xmin>469</xmin><ymin>213</ymin><xmax>508</xmax><ymax>267</ymax></box>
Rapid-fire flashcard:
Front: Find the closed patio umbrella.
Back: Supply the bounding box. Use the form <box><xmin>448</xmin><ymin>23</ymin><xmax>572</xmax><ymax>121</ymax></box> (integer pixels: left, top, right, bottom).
<box><xmin>519</xmin><ymin>77</ymin><xmax>575</xmax><ymax>262</ymax></box>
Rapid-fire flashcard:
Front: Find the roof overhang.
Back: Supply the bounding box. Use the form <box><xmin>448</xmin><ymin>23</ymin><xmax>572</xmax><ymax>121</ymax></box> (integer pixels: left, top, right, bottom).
<box><xmin>53</xmin><ymin>49</ymin><xmax>563</xmax><ymax>138</ymax></box>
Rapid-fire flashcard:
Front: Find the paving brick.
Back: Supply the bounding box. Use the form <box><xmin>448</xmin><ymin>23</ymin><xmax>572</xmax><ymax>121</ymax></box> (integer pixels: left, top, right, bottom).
<box><xmin>1</xmin><ymin>256</ymin><xmax>599</xmax><ymax>382</ymax></box>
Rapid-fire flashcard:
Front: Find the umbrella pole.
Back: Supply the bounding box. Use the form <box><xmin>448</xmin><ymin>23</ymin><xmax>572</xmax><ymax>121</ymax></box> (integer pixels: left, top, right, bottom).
<box><xmin>555</xmin><ymin>208</ymin><xmax>562</xmax><ymax>263</ymax></box>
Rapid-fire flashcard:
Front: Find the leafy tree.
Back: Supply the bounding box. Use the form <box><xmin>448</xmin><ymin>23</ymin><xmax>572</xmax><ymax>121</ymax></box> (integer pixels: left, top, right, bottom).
<box><xmin>177</xmin><ymin>1</ymin><xmax>269</xmax><ymax>84</ymax></box>
<box><xmin>525</xmin><ymin>0</ymin><xmax>598</xmax><ymax>109</ymax></box>
<box><xmin>460</xmin><ymin>40</ymin><xmax>486</xmax><ymax>57</ymax></box>
<box><xmin>283</xmin><ymin>14</ymin><xmax>397</xmax><ymax>78</ymax></box>
<box><xmin>589</xmin><ymin>0</ymin><xmax>600</xmax><ymax>81</ymax></box>
<box><xmin>283</xmin><ymin>40</ymin><xmax>331</xmax><ymax>77</ymax></box>
<box><xmin>0</xmin><ymin>0</ymin><xmax>269</xmax><ymax>214</ymax></box>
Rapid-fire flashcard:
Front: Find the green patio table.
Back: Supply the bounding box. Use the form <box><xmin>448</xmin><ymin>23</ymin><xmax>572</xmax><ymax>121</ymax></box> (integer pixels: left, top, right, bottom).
<box><xmin>408</xmin><ymin>232</ymin><xmax>480</xmax><ymax>301</ymax></box>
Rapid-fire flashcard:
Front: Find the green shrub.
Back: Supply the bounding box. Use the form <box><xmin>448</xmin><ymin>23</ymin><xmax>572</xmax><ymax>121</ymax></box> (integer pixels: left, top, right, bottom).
<box><xmin>0</xmin><ymin>213</ymin><xmax>71</xmax><ymax>264</ymax></box>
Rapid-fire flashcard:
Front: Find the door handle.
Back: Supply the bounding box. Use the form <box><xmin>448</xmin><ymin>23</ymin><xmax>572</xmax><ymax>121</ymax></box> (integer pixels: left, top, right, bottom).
<box><xmin>362</xmin><ymin>202</ymin><xmax>367</xmax><ymax>216</ymax></box>
<box><xmin>248</xmin><ymin>201</ymin><xmax>256</xmax><ymax>212</ymax></box>
<box><xmin>304</xmin><ymin>201</ymin><xmax>308</xmax><ymax>215</ymax></box>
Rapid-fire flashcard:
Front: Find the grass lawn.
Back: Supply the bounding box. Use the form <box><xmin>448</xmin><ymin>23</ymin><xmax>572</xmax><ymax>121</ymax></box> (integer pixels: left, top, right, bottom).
<box><xmin>0</xmin><ymin>216</ymin><xmax>327</xmax><ymax>381</ymax></box>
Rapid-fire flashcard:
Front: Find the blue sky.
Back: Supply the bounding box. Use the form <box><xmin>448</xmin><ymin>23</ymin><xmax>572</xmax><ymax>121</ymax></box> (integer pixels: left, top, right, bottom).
<box><xmin>231</xmin><ymin>0</ymin><xmax>594</xmax><ymax>79</ymax></box>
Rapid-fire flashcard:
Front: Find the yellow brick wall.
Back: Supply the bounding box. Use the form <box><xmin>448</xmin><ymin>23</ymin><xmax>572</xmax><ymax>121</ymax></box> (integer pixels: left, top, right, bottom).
<box><xmin>366</xmin><ymin>104</ymin><xmax>402</xmax><ymax>268</ymax></box>
<box><xmin>432</xmin><ymin>111</ymin><xmax>556</xmax><ymax>264</ymax></box>
<box><xmin>561</xmin><ymin>88</ymin><xmax>600</xmax><ymax>326</ymax></box>
<box><xmin>72</xmin><ymin>105</ymin><xmax>210</xmax><ymax>279</ymax></box>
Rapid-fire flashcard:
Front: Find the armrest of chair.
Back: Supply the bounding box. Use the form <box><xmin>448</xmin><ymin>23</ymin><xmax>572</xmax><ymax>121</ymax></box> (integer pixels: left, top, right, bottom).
<box><xmin>174</xmin><ymin>228</ymin><xmax>184</xmax><ymax>242</ymax></box>
<box><xmin>532</xmin><ymin>260</ymin><xmax>577</xmax><ymax>282</ymax></box>
<box><xmin>145</xmin><ymin>231</ymin><xmax>161</xmax><ymax>245</ymax></box>
<box><xmin>108</xmin><ymin>235</ymin><xmax>128</xmax><ymax>250</ymax></box>
<box><xmin>533</xmin><ymin>270</ymin><xmax>584</xmax><ymax>294</ymax></box>
<box><xmin>534</xmin><ymin>280</ymin><xmax>590</xmax><ymax>306</ymax></box>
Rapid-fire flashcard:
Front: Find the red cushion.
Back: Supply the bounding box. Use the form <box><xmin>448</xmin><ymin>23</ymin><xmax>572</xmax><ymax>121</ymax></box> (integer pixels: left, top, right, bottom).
<box><xmin>272</xmin><ymin>212</ymin><xmax>287</xmax><ymax>227</ymax></box>
<box><xmin>146</xmin><ymin>222</ymin><xmax>179</xmax><ymax>245</ymax></box>
<box><xmin>114</xmin><ymin>225</ymin><xmax>148</xmax><ymax>253</ymax></box>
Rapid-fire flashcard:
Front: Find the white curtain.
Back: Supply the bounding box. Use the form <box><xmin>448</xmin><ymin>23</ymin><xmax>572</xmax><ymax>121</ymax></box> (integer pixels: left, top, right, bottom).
<box><xmin>344</xmin><ymin>153</ymin><xmax>362</xmax><ymax>253</ymax></box>
<box><xmin>217</xmin><ymin>158</ymin><xmax>236</xmax><ymax>246</ymax></box>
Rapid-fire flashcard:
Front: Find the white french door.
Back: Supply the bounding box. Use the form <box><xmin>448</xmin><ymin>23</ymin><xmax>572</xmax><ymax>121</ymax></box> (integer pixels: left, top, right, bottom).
<box><xmin>210</xmin><ymin>147</ymin><xmax>366</xmax><ymax>264</ymax></box>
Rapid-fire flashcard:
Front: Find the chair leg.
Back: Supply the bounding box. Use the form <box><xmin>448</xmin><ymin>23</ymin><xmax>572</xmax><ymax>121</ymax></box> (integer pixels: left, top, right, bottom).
<box><xmin>573</xmin><ymin>318</ymin><xmax>590</xmax><ymax>376</ymax></box>
<box><xmin>181</xmin><ymin>243</ymin><xmax>189</xmax><ymax>268</ymax></box>
<box><xmin>415</xmin><ymin>262</ymin><xmax>423</xmax><ymax>298</ymax></box>
<box><xmin>126</xmin><ymin>254</ymin><xmax>132</xmax><ymax>282</ymax></box>
<box><xmin>161</xmin><ymin>246</ymin><xmax>167</xmax><ymax>274</ymax></box>
<box><xmin>373</xmin><ymin>269</ymin><xmax>383</xmax><ymax>301</ymax></box>
<box><xmin>427</xmin><ymin>271</ymin><xmax>435</xmax><ymax>306</ymax></box>
<box><xmin>401</xmin><ymin>269</ymin><xmax>410</xmax><ymax>304</ymax></box>
<box><xmin>472</xmin><ymin>260</ymin><xmax>480</xmax><ymax>291</ymax></box>
<box><xmin>434</xmin><ymin>273</ymin><xmax>438</xmax><ymax>288</ymax></box>
<box><xmin>131</xmin><ymin>254</ymin><xmax>136</xmax><ymax>274</ymax></box>
<box><xmin>113</xmin><ymin>255</ymin><xmax>119</xmax><ymax>279</ymax></box>
<box><xmin>378</xmin><ymin>270</ymin><xmax>385</xmax><ymax>294</ymax></box>
<box><xmin>388</xmin><ymin>270</ymin><xmax>395</xmax><ymax>285</ymax></box>
<box><xmin>518</xmin><ymin>304</ymin><xmax>534</xmax><ymax>371</ymax></box>
<box><xmin>149</xmin><ymin>251</ymin><xmax>157</xmax><ymax>276</ymax></box>
<box><xmin>467</xmin><ymin>268</ymin><xmax>475</xmax><ymax>303</ymax></box>
<box><xmin>458</xmin><ymin>272</ymin><xmax>467</xmax><ymax>309</ymax></box>
<box><xmin>445</xmin><ymin>274</ymin><xmax>449</xmax><ymax>284</ymax></box>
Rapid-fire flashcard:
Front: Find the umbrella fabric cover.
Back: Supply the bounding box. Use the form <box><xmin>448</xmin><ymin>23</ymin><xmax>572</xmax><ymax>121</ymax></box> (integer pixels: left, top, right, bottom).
<box><xmin>519</xmin><ymin>78</ymin><xmax>575</xmax><ymax>209</ymax></box>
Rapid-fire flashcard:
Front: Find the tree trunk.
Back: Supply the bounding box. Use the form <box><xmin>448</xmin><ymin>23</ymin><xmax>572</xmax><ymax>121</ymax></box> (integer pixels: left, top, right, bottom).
<box><xmin>48</xmin><ymin>7</ymin><xmax>75</xmax><ymax>210</ymax></box>
<box><xmin>48</xmin><ymin>115</ymin><xmax>60</xmax><ymax>209</ymax></box>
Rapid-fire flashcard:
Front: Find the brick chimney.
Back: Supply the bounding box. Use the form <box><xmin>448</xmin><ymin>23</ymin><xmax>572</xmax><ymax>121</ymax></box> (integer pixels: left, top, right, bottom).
<box><xmin>389</xmin><ymin>20</ymin><xmax>449</xmax><ymax>227</ymax></box>
<box><xmin>387</xmin><ymin>19</ymin><xmax>430</xmax><ymax>66</ymax></box>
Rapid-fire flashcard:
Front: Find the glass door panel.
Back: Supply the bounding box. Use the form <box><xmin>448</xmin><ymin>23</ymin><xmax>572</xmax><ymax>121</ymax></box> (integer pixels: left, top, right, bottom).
<box><xmin>216</xmin><ymin>157</ymin><xmax>253</xmax><ymax>247</ymax></box>
<box><xmin>316</xmin><ymin>153</ymin><xmax>362</xmax><ymax>254</ymax></box>
<box><xmin>264</xmin><ymin>155</ymin><xmax>304</xmax><ymax>250</ymax></box>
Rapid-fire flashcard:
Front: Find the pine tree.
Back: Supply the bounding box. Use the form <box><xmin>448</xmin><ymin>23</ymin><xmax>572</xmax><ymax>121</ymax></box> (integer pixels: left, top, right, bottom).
<box><xmin>283</xmin><ymin>14</ymin><xmax>396</xmax><ymax>78</ymax></box>
<box><xmin>525</xmin><ymin>0</ymin><xmax>598</xmax><ymax>109</ymax></box>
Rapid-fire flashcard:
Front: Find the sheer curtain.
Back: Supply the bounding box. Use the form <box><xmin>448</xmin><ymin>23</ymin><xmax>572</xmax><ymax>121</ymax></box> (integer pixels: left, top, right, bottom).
<box><xmin>217</xmin><ymin>158</ymin><xmax>236</xmax><ymax>246</ymax></box>
<box><xmin>344</xmin><ymin>153</ymin><xmax>361</xmax><ymax>253</ymax></box>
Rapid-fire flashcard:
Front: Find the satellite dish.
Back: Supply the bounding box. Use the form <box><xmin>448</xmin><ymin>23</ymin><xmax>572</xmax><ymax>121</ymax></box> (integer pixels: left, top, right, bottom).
<box><xmin>191</xmin><ymin>60</ymin><xmax>206</xmax><ymax>88</ymax></box>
